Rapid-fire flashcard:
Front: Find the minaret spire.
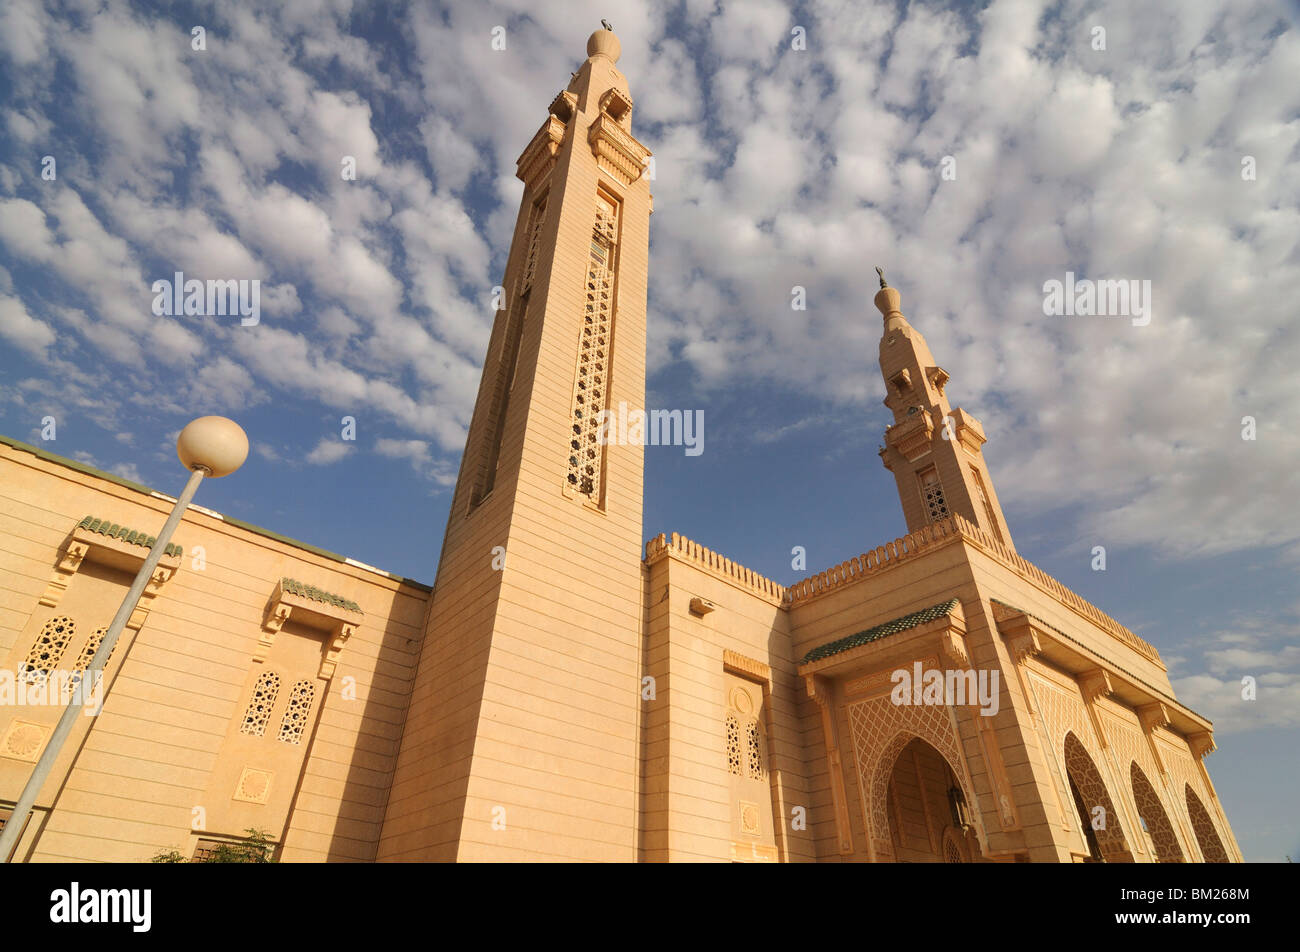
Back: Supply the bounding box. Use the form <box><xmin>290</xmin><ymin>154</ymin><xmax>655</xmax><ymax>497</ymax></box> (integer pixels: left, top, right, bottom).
<box><xmin>875</xmin><ymin>276</ymin><xmax>1015</xmax><ymax>550</ymax></box>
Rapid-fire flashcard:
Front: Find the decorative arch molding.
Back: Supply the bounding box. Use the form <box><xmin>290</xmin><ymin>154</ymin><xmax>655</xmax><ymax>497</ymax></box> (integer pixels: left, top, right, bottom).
<box><xmin>1063</xmin><ymin>731</ymin><xmax>1133</xmax><ymax>862</ymax></box>
<box><xmin>1184</xmin><ymin>784</ymin><xmax>1229</xmax><ymax>863</ymax></box>
<box><xmin>847</xmin><ymin>697</ymin><xmax>986</xmax><ymax>862</ymax></box>
<box><xmin>1130</xmin><ymin>761</ymin><xmax>1184</xmax><ymax>862</ymax></box>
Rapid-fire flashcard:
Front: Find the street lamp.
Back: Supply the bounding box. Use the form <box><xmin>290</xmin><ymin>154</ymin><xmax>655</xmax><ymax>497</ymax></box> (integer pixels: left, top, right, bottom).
<box><xmin>0</xmin><ymin>416</ymin><xmax>248</xmax><ymax>862</ymax></box>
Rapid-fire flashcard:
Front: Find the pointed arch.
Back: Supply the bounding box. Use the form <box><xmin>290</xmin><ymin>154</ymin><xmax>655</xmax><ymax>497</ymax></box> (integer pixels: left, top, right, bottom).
<box><xmin>1185</xmin><ymin>784</ymin><xmax>1229</xmax><ymax>863</ymax></box>
<box><xmin>871</xmin><ymin>730</ymin><xmax>983</xmax><ymax>861</ymax></box>
<box><xmin>1130</xmin><ymin>762</ymin><xmax>1183</xmax><ymax>862</ymax></box>
<box><xmin>1062</xmin><ymin>731</ymin><xmax>1132</xmax><ymax>862</ymax></box>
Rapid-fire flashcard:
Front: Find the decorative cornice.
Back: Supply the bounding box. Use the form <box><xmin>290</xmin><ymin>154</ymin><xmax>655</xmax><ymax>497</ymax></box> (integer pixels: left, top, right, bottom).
<box><xmin>1188</xmin><ymin>730</ymin><xmax>1216</xmax><ymax>760</ymax></box>
<box><xmin>40</xmin><ymin>518</ymin><xmax>181</xmax><ymax>630</ymax></box>
<box><xmin>884</xmin><ymin>409</ymin><xmax>936</xmax><ymax>462</ymax></box>
<box><xmin>588</xmin><ymin>113</ymin><xmax>650</xmax><ymax>186</ymax></box>
<box><xmin>723</xmin><ymin>650</ymin><xmax>771</xmax><ymax>683</ymax></box>
<box><xmin>259</xmin><ymin>578</ymin><xmax>363</xmax><ymax>679</ymax></box>
<box><xmin>548</xmin><ymin>89</ymin><xmax>577</xmax><ymax>122</ymax></box>
<box><xmin>1078</xmin><ymin>668</ymin><xmax>1114</xmax><ymax>702</ymax></box>
<box><xmin>516</xmin><ymin>115</ymin><xmax>567</xmax><ymax>191</ymax></box>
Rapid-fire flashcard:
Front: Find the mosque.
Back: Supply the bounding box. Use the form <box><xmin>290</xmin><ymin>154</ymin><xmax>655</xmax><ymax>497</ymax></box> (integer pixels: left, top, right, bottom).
<box><xmin>0</xmin><ymin>26</ymin><xmax>1238</xmax><ymax>862</ymax></box>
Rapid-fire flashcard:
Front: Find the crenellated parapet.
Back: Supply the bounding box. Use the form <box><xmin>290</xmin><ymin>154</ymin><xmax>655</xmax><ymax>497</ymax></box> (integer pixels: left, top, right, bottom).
<box><xmin>644</xmin><ymin>532</ymin><xmax>785</xmax><ymax>604</ymax></box>
<box><xmin>783</xmin><ymin>514</ymin><xmax>1162</xmax><ymax>668</ymax></box>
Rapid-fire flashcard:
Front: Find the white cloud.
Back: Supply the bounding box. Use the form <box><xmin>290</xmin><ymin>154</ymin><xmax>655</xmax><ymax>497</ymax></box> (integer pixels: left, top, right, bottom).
<box><xmin>0</xmin><ymin>293</ymin><xmax>56</xmax><ymax>356</ymax></box>
<box><xmin>305</xmin><ymin>438</ymin><xmax>351</xmax><ymax>465</ymax></box>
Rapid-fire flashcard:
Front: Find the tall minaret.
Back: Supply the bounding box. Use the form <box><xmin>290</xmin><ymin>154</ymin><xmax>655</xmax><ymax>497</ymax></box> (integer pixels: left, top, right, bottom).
<box><xmin>379</xmin><ymin>26</ymin><xmax>652</xmax><ymax>861</ymax></box>
<box><xmin>875</xmin><ymin>270</ymin><xmax>1015</xmax><ymax>550</ymax></box>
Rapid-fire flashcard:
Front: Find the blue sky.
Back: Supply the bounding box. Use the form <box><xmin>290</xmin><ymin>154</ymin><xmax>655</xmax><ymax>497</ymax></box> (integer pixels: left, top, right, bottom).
<box><xmin>1</xmin><ymin>0</ymin><xmax>1297</xmax><ymax>861</ymax></box>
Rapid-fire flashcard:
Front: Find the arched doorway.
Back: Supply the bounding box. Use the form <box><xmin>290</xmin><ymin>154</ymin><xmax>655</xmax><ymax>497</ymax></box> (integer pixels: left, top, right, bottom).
<box><xmin>1063</xmin><ymin>732</ymin><xmax>1132</xmax><ymax>862</ymax></box>
<box><xmin>1130</xmin><ymin>762</ymin><xmax>1184</xmax><ymax>862</ymax></box>
<box><xmin>1185</xmin><ymin>784</ymin><xmax>1229</xmax><ymax>863</ymax></box>
<box><xmin>884</xmin><ymin>737</ymin><xmax>982</xmax><ymax>862</ymax></box>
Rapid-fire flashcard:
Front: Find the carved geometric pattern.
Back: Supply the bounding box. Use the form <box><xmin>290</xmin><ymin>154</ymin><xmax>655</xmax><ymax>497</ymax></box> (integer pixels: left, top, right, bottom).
<box><xmin>276</xmin><ymin>679</ymin><xmax>315</xmax><ymax>745</ymax></box>
<box><xmin>20</xmin><ymin>616</ymin><xmax>74</xmax><ymax>684</ymax></box>
<box><xmin>745</xmin><ymin>720</ymin><xmax>766</xmax><ymax>780</ymax></box>
<box><xmin>846</xmin><ymin>693</ymin><xmax>979</xmax><ymax>859</ymax></box>
<box><xmin>726</xmin><ymin>713</ymin><xmax>742</xmax><ymax>776</ymax></box>
<box><xmin>520</xmin><ymin>197</ymin><xmax>547</xmax><ymax>292</ymax></box>
<box><xmin>233</xmin><ymin>766</ymin><xmax>273</xmax><ymax>804</ymax></box>
<box><xmin>942</xmin><ymin>826</ymin><xmax>965</xmax><ymax>862</ymax></box>
<box><xmin>1156</xmin><ymin>732</ymin><xmax>1223</xmax><ymax>862</ymax></box>
<box><xmin>239</xmin><ymin>671</ymin><xmax>280</xmax><ymax>737</ymax></box>
<box><xmin>567</xmin><ymin>194</ymin><xmax>617</xmax><ymax>498</ymax></box>
<box><xmin>1130</xmin><ymin>761</ymin><xmax>1184</xmax><ymax>862</ymax></box>
<box><xmin>1025</xmin><ymin>668</ymin><xmax>1110</xmax><ymax>834</ymax></box>
<box><xmin>0</xmin><ymin>720</ymin><xmax>48</xmax><ymax>762</ymax></box>
<box><xmin>1064</xmin><ymin>731</ymin><xmax>1132</xmax><ymax>862</ymax></box>
<box><xmin>1184</xmin><ymin>784</ymin><xmax>1229</xmax><ymax>863</ymax></box>
<box><xmin>739</xmin><ymin>800</ymin><xmax>761</xmax><ymax>836</ymax></box>
<box><xmin>919</xmin><ymin>467</ymin><xmax>948</xmax><ymax>522</ymax></box>
<box><xmin>1100</xmin><ymin>704</ymin><xmax>1185</xmax><ymax>859</ymax></box>
<box><xmin>66</xmin><ymin>626</ymin><xmax>113</xmax><ymax>693</ymax></box>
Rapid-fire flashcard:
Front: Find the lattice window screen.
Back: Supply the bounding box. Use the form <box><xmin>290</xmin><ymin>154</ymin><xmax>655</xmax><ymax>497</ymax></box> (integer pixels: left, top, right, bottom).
<box><xmin>277</xmin><ymin>679</ymin><xmax>316</xmax><ymax>744</ymax></box>
<box><xmin>66</xmin><ymin>626</ymin><xmax>113</xmax><ymax>694</ymax></box>
<box><xmin>239</xmin><ymin>671</ymin><xmax>281</xmax><ymax>737</ymax></box>
<box><xmin>919</xmin><ymin>467</ymin><xmax>949</xmax><ymax>522</ymax></box>
<box><xmin>745</xmin><ymin>720</ymin><xmax>767</xmax><ymax>780</ymax></box>
<box><xmin>20</xmin><ymin>616</ymin><xmax>75</xmax><ymax>684</ymax></box>
<box><xmin>726</xmin><ymin>713</ymin><xmax>742</xmax><ymax>776</ymax></box>
<box><xmin>567</xmin><ymin>194</ymin><xmax>617</xmax><ymax>498</ymax></box>
<box><xmin>521</xmin><ymin>197</ymin><xmax>547</xmax><ymax>292</ymax></box>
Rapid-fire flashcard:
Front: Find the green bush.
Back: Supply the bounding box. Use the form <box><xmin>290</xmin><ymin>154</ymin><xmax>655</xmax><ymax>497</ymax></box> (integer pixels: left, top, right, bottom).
<box><xmin>149</xmin><ymin>828</ymin><xmax>277</xmax><ymax>863</ymax></box>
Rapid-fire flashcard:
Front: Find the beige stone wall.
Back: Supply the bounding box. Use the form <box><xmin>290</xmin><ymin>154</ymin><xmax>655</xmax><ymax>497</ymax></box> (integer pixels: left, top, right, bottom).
<box><xmin>0</xmin><ymin>439</ymin><xmax>428</xmax><ymax>862</ymax></box>
<box><xmin>641</xmin><ymin>534</ymin><xmax>813</xmax><ymax>862</ymax></box>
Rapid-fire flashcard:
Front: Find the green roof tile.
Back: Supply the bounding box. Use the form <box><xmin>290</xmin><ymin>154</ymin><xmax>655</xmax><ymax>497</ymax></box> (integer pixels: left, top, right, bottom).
<box><xmin>282</xmin><ymin>577</ymin><xmax>363</xmax><ymax>615</ymax></box>
<box><xmin>78</xmin><ymin>515</ymin><xmax>183</xmax><ymax>558</ymax></box>
<box><xmin>800</xmin><ymin>598</ymin><xmax>960</xmax><ymax>665</ymax></box>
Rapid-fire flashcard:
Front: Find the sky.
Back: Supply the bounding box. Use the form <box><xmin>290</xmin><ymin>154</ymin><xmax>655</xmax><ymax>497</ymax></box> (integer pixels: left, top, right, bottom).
<box><xmin>0</xmin><ymin>0</ymin><xmax>1297</xmax><ymax>861</ymax></box>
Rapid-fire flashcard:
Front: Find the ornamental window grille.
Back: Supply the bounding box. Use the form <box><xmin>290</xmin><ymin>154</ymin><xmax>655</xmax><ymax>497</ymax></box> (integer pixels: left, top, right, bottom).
<box><xmin>471</xmin><ymin>197</ymin><xmax>546</xmax><ymax>509</ymax></box>
<box><xmin>521</xmin><ymin>197</ymin><xmax>547</xmax><ymax>292</ymax></box>
<box><xmin>918</xmin><ymin>466</ymin><xmax>949</xmax><ymax>523</ymax></box>
<box><xmin>943</xmin><ymin>828</ymin><xmax>965</xmax><ymax>862</ymax></box>
<box><xmin>746</xmin><ymin>720</ymin><xmax>767</xmax><ymax>780</ymax></box>
<box><xmin>277</xmin><ymin>679</ymin><xmax>316</xmax><ymax>745</ymax></box>
<box><xmin>66</xmin><ymin>626</ymin><xmax>113</xmax><ymax>694</ymax></box>
<box><xmin>20</xmin><ymin>616</ymin><xmax>75</xmax><ymax>684</ymax></box>
<box><xmin>726</xmin><ymin>714</ymin><xmax>742</xmax><ymax>776</ymax></box>
<box><xmin>239</xmin><ymin>671</ymin><xmax>281</xmax><ymax>737</ymax></box>
<box><xmin>567</xmin><ymin>194</ymin><xmax>617</xmax><ymax>499</ymax></box>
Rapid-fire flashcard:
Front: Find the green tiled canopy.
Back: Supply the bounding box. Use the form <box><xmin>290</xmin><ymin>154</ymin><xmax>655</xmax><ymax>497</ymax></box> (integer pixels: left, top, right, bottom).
<box><xmin>800</xmin><ymin>598</ymin><xmax>959</xmax><ymax>664</ymax></box>
<box><xmin>78</xmin><ymin>515</ymin><xmax>183</xmax><ymax>558</ymax></box>
<box><xmin>282</xmin><ymin>577</ymin><xmax>362</xmax><ymax>615</ymax></box>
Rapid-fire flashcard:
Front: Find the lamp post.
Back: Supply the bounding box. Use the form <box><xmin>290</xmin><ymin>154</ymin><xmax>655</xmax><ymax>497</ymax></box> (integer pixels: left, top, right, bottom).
<box><xmin>0</xmin><ymin>416</ymin><xmax>248</xmax><ymax>862</ymax></box>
